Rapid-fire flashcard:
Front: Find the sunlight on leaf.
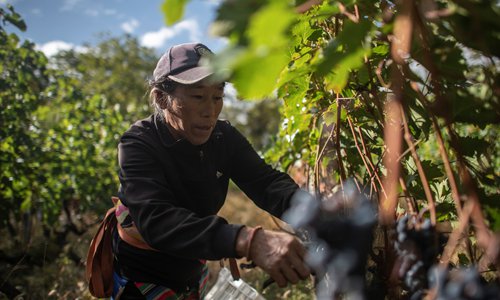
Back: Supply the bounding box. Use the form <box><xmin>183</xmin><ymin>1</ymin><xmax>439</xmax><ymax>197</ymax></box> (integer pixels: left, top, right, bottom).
<box><xmin>318</xmin><ymin>19</ymin><xmax>372</xmax><ymax>92</ymax></box>
<box><xmin>161</xmin><ymin>0</ymin><xmax>189</xmax><ymax>26</ymax></box>
<box><xmin>227</xmin><ymin>1</ymin><xmax>296</xmax><ymax>99</ymax></box>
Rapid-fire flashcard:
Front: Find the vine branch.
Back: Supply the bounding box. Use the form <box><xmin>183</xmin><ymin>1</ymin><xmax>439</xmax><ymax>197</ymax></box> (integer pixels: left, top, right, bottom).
<box><xmin>357</xmin><ymin>126</ymin><xmax>386</xmax><ymax>195</ymax></box>
<box><xmin>399</xmin><ymin>176</ymin><xmax>418</xmax><ymax>215</ymax></box>
<box><xmin>335</xmin><ymin>94</ymin><xmax>347</xmax><ymax>184</ymax></box>
<box><xmin>400</xmin><ymin>109</ymin><xmax>437</xmax><ymax>225</ymax></box>
<box><xmin>412</xmin><ymin>2</ymin><xmax>497</xmax><ymax>266</ymax></box>
<box><xmin>347</xmin><ymin>116</ymin><xmax>378</xmax><ymax>194</ymax></box>
<box><xmin>380</xmin><ymin>0</ymin><xmax>414</xmax><ymax>225</ymax></box>
<box><xmin>410</xmin><ymin>81</ymin><xmax>463</xmax><ymax>218</ymax></box>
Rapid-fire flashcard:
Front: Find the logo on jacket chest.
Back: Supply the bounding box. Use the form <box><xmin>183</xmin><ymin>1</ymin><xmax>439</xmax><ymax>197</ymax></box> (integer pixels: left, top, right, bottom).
<box><xmin>216</xmin><ymin>171</ymin><xmax>223</xmax><ymax>179</ymax></box>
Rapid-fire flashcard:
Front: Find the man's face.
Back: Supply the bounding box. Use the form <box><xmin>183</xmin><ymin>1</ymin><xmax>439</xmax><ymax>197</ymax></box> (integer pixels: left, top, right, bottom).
<box><xmin>164</xmin><ymin>81</ymin><xmax>224</xmax><ymax>145</ymax></box>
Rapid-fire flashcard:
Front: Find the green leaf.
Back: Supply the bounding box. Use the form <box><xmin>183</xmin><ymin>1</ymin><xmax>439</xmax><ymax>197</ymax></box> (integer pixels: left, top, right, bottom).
<box><xmin>211</xmin><ymin>0</ymin><xmax>268</xmax><ymax>43</ymax></box>
<box><xmin>452</xmin><ymin>101</ymin><xmax>499</xmax><ymax>128</ymax></box>
<box><xmin>485</xmin><ymin>205</ymin><xmax>500</xmax><ymax>231</ymax></box>
<box><xmin>317</xmin><ymin>19</ymin><xmax>372</xmax><ymax>74</ymax></box>
<box><xmin>481</xmin><ymin>191</ymin><xmax>500</xmax><ymax>231</ymax></box>
<box><xmin>246</xmin><ymin>1</ymin><xmax>295</xmax><ymax>47</ymax></box>
<box><xmin>372</xmin><ymin>44</ymin><xmax>389</xmax><ymax>56</ymax></box>
<box><xmin>324</xmin><ymin>45</ymin><xmax>370</xmax><ymax>92</ymax></box>
<box><xmin>456</xmin><ymin>136</ymin><xmax>489</xmax><ymax>157</ymax></box>
<box><xmin>20</xmin><ymin>196</ymin><xmax>31</xmax><ymax>213</ymax></box>
<box><xmin>161</xmin><ymin>0</ymin><xmax>189</xmax><ymax>26</ymax></box>
<box><xmin>3</xmin><ymin>5</ymin><xmax>27</xmax><ymax>31</ymax></box>
<box><xmin>323</xmin><ymin>109</ymin><xmax>337</xmax><ymax>126</ymax></box>
<box><xmin>446</xmin><ymin>0</ymin><xmax>500</xmax><ymax>57</ymax></box>
<box><xmin>232</xmin><ymin>50</ymin><xmax>289</xmax><ymax>100</ymax></box>
<box><xmin>311</xmin><ymin>1</ymin><xmax>342</xmax><ymax>22</ymax></box>
<box><xmin>435</xmin><ymin>201</ymin><xmax>456</xmax><ymax>222</ymax></box>
<box><xmin>457</xmin><ymin>253</ymin><xmax>470</xmax><ymax>266</ymax></box>
<box><xmin>292</xmin><ymin>17</ymin><xmax>317</xmax><ymax>44</ymax></box>
<box><xmin>419</xmin><ymin>160</ymin><xmax>443</xmax><ymax>182</ymax></box>
<box><xmin>228</xmin><ymin>1</ymin><xmax>296</xmax><ymax>99</ymax></box>
<box><xmin>317</xmin><ymin>19</ymin><xmax>372</xmax><ymax>92</ymax></box>
<box><xmin>281</xmin><ymin>75</ymin><xmax>310</xmax><ymax>123</ymax></box>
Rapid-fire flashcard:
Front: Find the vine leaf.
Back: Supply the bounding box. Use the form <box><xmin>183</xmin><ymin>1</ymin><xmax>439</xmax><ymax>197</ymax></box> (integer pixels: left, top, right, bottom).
<box><xmin>419</xmin><ymin>160</ymin><xmax>442</xmax><ymax>182</ymax></box>
<box><xmin>317</xmin><ymin>19</ymin><xmax>372</xmax><ymax>93</ymax></box>
<box><xmin>161</xmin><ymin>0</ymin><xmax>189</xmax><ymax>26</ymax></box>
<box><xmin>226</xmin><ymin>1</ymin><xmax>296</xmax><ymax>99</ymax></box>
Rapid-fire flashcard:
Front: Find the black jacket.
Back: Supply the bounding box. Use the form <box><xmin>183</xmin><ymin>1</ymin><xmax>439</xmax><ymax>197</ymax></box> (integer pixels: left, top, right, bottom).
<box><xmin>114</xmin><ymin>114</ymin><xmax>300</xmax><ymax>290</ymax></box>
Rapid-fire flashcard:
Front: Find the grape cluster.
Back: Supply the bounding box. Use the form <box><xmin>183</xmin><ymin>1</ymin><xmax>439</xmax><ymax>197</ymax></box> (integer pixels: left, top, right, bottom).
<box><xmin>428</xmin><ymin>266</ymin><xmax>500</xmax><ymax>300</ymax></box>
<box><xmin>283</xmin><ymin>180</ymin><xmax>377</xmax><ymax>300</ymax></box>
<box><xmin>394</xmin><ymin>214</ymin><xmax>439</xmax><ymax>298</ymax></box>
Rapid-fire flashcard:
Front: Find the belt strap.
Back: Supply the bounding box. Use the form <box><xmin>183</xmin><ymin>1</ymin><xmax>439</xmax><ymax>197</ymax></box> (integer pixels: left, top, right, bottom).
<box><xmin>220</xmin><ymin>258</ymin><xmax>241</xmax><ymax>280</ymax></box>
<box><xmin>112</xmin><ymin>197</ymin><xmax>241</xmax><ymax>280</ymax></box>
<box><xmin>85</xmin><ymin>206</ymin><xmax>117</xmax><ymax>297</ymax></box>
<box><xmin>112</xmin><ymin>196</ymin><xmax>157</xmax><ymax>251</ymax></box>
<box><xmin>229</xmin><ymin>258</ymin><xmax>241</xmax><ymax>280</ymax></box>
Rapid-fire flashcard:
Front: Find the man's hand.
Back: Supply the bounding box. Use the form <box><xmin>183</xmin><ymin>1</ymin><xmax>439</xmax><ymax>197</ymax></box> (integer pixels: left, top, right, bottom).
<box><xmin>236</xmin><ymin>227</ymin><xmax>311</xmax><ymax>287</ymax></box>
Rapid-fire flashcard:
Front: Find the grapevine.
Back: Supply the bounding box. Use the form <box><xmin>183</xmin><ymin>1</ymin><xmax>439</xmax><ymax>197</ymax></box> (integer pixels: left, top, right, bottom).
<box><xmin>394</xmin><ymin>214</ymin><xmax>443</xmax><ymax>299</ymax></box>
<box><xmin>427</xmin><ymin>266</ymin><xmax>500</xmax><ymax>300</ymax></box>
<box><xmin>283</xmin><ymin>180</ymin><xmax>378</xmax><ymax>299</ymax></box>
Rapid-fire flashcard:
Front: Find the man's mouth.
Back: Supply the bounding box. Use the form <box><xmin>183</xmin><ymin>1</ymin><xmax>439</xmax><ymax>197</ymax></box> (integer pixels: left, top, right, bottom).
<box><xmin>194</xmin><ymin>125</ymin><xmax>213</xmax><ymax>133</ymax></box>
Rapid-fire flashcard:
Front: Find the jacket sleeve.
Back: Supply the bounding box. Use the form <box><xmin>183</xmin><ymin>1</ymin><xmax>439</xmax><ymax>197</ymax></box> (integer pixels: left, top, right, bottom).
<box><xmin>118</xmin><ymin>134</ymin><xmax>242</xmax><ymax>260</ymax></box>
<box><xmin>227</xmin><ymin>125</ymin><xmax>301</xmax><ymax>218</ymax></box>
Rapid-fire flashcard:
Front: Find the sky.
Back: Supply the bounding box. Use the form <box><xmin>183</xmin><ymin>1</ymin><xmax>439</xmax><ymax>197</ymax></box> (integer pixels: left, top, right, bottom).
<box><xmin>0</xmin><ymin>0</ymin><xmax>228</xmax><ymax>57</ymax></box>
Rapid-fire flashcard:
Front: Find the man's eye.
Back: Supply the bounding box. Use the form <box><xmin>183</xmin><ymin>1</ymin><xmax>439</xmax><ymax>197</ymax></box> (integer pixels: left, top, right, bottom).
<box><xmin>214</xmin><ymin>96</ymin><xmax>223</xmax><ymax>101</ymax></box>
<box><xmin>191</xmin><ymin>95</ymin><xmax>203</xmax><ymax>99</ymax></box>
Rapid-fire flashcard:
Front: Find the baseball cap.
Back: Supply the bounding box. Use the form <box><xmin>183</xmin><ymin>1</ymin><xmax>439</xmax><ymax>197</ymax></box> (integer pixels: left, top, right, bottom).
<box><xmin>153</xmin><ymin>42</ymin><xmax>214</xmax><ymax>84</ymax></box>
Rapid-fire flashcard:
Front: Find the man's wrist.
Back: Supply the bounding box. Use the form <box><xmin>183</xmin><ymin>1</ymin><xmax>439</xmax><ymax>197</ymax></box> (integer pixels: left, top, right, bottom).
<box><xmin>235</xmin><ymin>226</ymin><xmax>250</xmax><ymax>258</ymax></box>
<box><xmin>244</xmin><ymin>226</ymin><xmax>263</xmax><ymax>260</ymax></box>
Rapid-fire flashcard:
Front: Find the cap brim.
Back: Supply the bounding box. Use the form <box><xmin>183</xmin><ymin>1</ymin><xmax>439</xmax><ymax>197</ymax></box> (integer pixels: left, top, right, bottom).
<box><xmin>167</xmin><ymin>66</ymin><xmax>214</xmax><ymax>84</ymax></box>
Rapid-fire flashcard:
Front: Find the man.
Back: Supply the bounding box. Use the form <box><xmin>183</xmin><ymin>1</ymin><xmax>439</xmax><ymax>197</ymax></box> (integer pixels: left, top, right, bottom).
<box><xmin>112</xmin><ymin>42</ymin><xmax>311</xmax><ymax>299</ymax></box>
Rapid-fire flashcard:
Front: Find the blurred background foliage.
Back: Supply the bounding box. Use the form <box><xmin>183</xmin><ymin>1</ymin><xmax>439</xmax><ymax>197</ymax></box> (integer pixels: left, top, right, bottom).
<box><xmin>1</xmin><ymin>0</ymin><xmax>499</xmax><ymax>298</ymax></box>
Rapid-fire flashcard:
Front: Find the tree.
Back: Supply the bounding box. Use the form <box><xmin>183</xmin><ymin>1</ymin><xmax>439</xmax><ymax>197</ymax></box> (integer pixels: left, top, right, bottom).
<box><xmin>1</xmin><ymin>4</ymin><xmax>50</xmax><ymax>236</ymax></box>
<box><xmin>1</xmin><ymin>6</ymin><xmax>129</xmax><ymax>298</ymax></box>
<box><xmin>1</xmin><ymin>5</ymin><xmax>127</xmax><ymax>236</ymax></box>
<box><xmin>52</xmin><ymin>34</ymin><xmax>158</xmax><ymax>121</ymax></box>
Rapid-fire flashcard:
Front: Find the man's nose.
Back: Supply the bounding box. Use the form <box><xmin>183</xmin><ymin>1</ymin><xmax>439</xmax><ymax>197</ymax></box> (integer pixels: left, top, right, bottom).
<box><xmin>201</xmin><ymin>98</ymin><xmax>217</xmax><ymax>117</ymax></box>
